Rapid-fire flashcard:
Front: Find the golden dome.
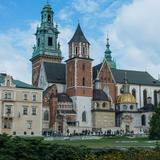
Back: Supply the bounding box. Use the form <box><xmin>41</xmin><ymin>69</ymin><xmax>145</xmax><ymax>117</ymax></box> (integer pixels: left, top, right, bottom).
<box><xmin>117</xmin><ymin>93</ymin><xmax>136</xmax><ymax>104</ymax></box>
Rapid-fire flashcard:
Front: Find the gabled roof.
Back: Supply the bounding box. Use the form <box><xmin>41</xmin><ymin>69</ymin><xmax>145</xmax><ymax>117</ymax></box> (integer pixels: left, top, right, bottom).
<box><xmin>44</xmin><ymin>62</ymin><xmax>66</xmax><ymax>84</ymax></box>
<box><xmin>0</xmin><ymin>73</ymin><xmax>41</xmax><ymax>90</ymax></box>
<box><xmin>111</xmin><ymin>68</ymin><xmax>160</xmax><ymax>86</ymax></box>
<box><xmin>68</xmin><ymin>24</ymin><xmax>89</xmax><ymax>44</ymax></box>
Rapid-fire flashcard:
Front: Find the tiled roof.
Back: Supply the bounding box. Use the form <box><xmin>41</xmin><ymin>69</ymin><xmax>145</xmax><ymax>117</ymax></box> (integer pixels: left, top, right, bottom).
<box><xmin>93</xmin><ymin>89</ymin><xmax>110</xmax><ymax>101</ymax></box>
<box><xmin>111</xmin><ymin>68</ymin><xmax>160</xmax><ymax>86</ymax></box>
<box><xmin>57</xmin><ymin>93</ymin><xmax>73</xmax><ymax>103</ymax></box>
<box><xmin>92</xmin><ymin>63</ymin><xmax>160</xmax><ymax>86</ymax></box>
<box><xmin>0</xmin><ymin>73</ymin><xmax>41</xmax><ymax>90</ymax></box>
<box><xmin>68</xmin><ymin>24</ymin><xmax>89</xmax><ymax>44</ymax></box>
<box><xmin>44</xmin><ymin>62</ymin><xmax>66</xmax><ymax>84</ymax></box>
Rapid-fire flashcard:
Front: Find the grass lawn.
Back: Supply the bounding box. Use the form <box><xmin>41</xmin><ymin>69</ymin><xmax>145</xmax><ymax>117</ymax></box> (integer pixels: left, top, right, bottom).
<box><xmin>45</xmin><ymin>136</ymin><xmax>160</xmax><ymax>149</ymax></box>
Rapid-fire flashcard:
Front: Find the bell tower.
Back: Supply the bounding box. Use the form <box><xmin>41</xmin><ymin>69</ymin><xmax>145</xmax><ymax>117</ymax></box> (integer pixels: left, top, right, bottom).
<box><xmin>66</xmin><ymin>24</ymin><xmax>93</xmax><ymax>127</ymax></box>
<box><xmin>30</xmin><ymin>2</ymin><xmax>63</xmax><ymax>87</ymax></box>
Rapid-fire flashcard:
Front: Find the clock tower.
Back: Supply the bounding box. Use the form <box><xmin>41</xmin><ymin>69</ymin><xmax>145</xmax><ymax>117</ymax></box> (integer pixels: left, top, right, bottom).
<box><xmin>30</xmin><ymin>2</ymin><xmax>63</xmax><ymax>87</ymax></box>
<box><xmin>66</xmin><ymin>24</ymin><xmax>93</xmax><ymax>127</ymax></box>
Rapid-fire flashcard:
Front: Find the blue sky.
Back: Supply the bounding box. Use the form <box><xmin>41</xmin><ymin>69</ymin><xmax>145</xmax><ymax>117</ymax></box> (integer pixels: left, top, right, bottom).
<box><xmin>0</xmin><ymin>0</ymin><xmax>160</xmax><ymax>83</ymax></box>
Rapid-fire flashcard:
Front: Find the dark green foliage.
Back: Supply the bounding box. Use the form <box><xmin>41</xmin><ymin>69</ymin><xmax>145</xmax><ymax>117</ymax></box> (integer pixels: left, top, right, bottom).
<box><xmin>0</xmin><ymin>134</ymin><xmax>90</xmax><ymax>160</ymax></box>
<box><xmin>149</xmin><ymin>107</ymin><xmax>160</xmax><ymax>140</ymax></box>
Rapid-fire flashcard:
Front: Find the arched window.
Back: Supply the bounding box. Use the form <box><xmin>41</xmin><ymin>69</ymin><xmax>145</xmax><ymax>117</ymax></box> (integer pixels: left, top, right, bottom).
<box><xmin>154</xmin><ymin>90</ymin><xmax>158</xmax><ymax>107</ymax></box>
<box><xmin>132</xmin><ymin>89</ymin><xmax>136</xmax><ymax>98</ymax></box>
<box><xmin>143</xmin><ymin>89</ymin><xmax>147</xmax><ymax>106</ymax></box>
<box><xmin>141</xmin><ymin>115</ymin><xmax>146</xmax><ymax>126</ymax></box>
<box><xmin>102</xmin><ymin>102</ymin><xmax>106</xmax><ymax>108</ymax></box>
<box><xmin>82</xmin><ymin>46</ymin><xmax>85</xmax><ymax>55</ymax></box>
<box><xmin>44</xmin><ymin>110</ymin><xmax>49</xmax><ymax>121</ymax></box>
<box><xmin>48</xmin><ymin>14</ymin><xmax>51</xmax><ymax>22</ymax></box>
<box><xmin>82</xmin><ymin>77</ymin><xmax>85</xmax><ymax>86</ymax></box>
<box><xmin>82</xmin><ymin>111</ymin><xmax>86</xmax><ymax>122</ymax></box>
<box><xmin>75</xmin><ymin>46</ymin><xmax>78</xmax><ymax>55</ymax></box>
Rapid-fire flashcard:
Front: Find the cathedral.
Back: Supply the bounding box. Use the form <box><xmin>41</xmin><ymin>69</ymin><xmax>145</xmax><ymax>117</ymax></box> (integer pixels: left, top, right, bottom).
<box><xmin>31</xmin><ymin>2</ymin><xmax>160</xmax><ymax>135</ymax></box>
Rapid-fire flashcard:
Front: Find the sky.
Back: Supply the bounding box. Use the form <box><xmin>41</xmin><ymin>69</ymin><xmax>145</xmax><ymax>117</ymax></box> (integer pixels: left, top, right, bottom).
<box><xmin>0</xmin><ymin>0</ymin><xmax>160</xmax><ymax>84</ymax></box>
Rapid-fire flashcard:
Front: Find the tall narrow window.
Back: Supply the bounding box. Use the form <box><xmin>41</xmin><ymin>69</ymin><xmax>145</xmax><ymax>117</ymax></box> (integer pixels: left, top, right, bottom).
<box><xmin>44</xmin><ymin>110</ymin><xmax>49</xmax><ymax>121</ymax></box>
<box><xmin>48</xmin><ymin>14</ymin><xmax>51</xmax><ymax>22</ymax></box>
<box><xmin>82</xmin><ymin>78</ymin><xmax>85</xmax><ymax>86</ymax></box>
<box><xmin>143</xmin><ymin>89</ymin><xmax>147</xmax><ymax>106</ymax></box>
<box><xmin>48</xmin><ymin>37</ymin><xmax>53</xmax><ymax>46</ymax></box>
<box><xmin>75</xmin><ymin>46</ymin><xmax>78</xmax><ymax>55</ymax></box>
<box><xmin>132</xmin><ymin>89</ymin><xmax>136</xmax><ymax>98</ymax></box>
<box><xmin>82</xmin><ymin>111</ymin><xmax>86</xmax><ymax>122</ymax></box>
<box><xmin>82</xmin><ymin>46</ymin><xmax>85</xmax><ymax>55</ymax></box>
<box><xmin>141</xmin><ymin>115</ymin><xmax>146</xmax><ymax>126</ymax></box>
<box><xmin>154</xmin><ymin>90</ymin><xmax>158</xmax><ymax>107</ymax></box>
<box><xmin>24</xmin><ymin>94</ymin><xmax>28</xmax><ymax>100</ymax></box>
<box><xmin>37</xmin><ymin>38</ymin><xmax>40</xmax><ymax>47</ymax></box>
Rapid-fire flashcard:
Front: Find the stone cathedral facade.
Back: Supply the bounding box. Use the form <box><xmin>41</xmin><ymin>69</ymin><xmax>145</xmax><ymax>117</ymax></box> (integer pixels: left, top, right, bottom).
<box><xmin>31</xmin><ymin>3</ymin><xmax>160</xmax><ymax>134</ymax></box>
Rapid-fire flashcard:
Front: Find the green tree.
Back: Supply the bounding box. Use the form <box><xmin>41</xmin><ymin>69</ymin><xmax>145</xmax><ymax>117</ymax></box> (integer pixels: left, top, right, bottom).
<box><xmin>149</xmin><ymin>106</ymin><xmax>160</xmax><ymax>140</ymax></box>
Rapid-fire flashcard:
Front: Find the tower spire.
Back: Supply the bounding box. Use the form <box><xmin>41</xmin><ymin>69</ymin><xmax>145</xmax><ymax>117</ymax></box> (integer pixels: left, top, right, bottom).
<box><xmin>104</xmin><ymin>34</ymin><xmax>116</xmax><ymax>69</ymax></box>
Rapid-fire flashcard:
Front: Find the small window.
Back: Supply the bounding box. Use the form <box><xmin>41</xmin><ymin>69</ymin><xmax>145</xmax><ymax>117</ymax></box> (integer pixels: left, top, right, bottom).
<box><xmin>24</xmin><ymin>94</ymin><xmax>28</xmax><ymax>100</ymax></box>
<box><xmin>82</xmin><ymin>46</ymin><xmax>85</xmax><ymax>55</ymax></box>
<box><xmin>24</xmin><ymin>131</ymin><xmax>27</xmax><ymax>135</ymax></box>
<box><xmin>44</xmin><ymin>110</ymin><xmax>49</xmax><ymax>121</ymax></box>
<box><xmin>32</xmin><ymin>107</ymin><xmax>36</xmax><ymax>115</ymax></box>
<box><xmin>48</xmin><ymin>14</ymin><xmax>51</xmax><ymax>22</ymax></box>
<box><xmin>75</xmin><ymin>46</ymin><xmax>78</xmax><ymax>55</ymax></box>
<box><xmin>6</xmin><ymin>105</ymin><xmax>11</xmax><ymax>114</ymax></box>
<box><xmin>123</xmin><ymin>105</ymin><xmax>127</xmax><ymax>110</ymax></box>
<box><xmin>33</xmin><ymin>95</ymin><xmax>36</xmax><ymax>101</ymax></box>
<box><xmin>23</xmin><ymin>107</ymin><xmax>28</xmax><ymax>115</ymax></box>
<box><xmin>82</xmin><ymin>78</ymin><xmax>85</xmax><ymax>86</ymax></box>
<box><xmin>31</xmin><ymin>132</ymin><xmax>34</xmax><ymax>135</ymax></box>
<box><xmin>102</xmin><ymin>102</ymin><xmax>106</xmax><ymax>108</ymax></box>
<box><xmin>132</xmin><ymin>89</ymin><xmax>136</xmax><ymax>98</ymax></box>
<box><xmin>141</xmin><ymin>115</ymin><xmax>146</xmax><ymax>126</ymax></box>
<box><xmin>4</xmin><ymin>92</ymin><xmax>11</xmax><ymax>99</ymax></box>
<box><xmin>48</xmin><ymin>37</ymin><xmax>53</xmax><ymax>46</ymax></box>
<box><xmin>27</xmin><ymin>121</ymin><xmax>32</xmax><ymax>129</ymax></box>
<box><xmin>130</xmin><ymin>105</ymin><xmax>134</xmax><ymax>110</ymax></box>
<box><xmin>82</xmin><ymin>111</ymin><xmax>86</xmax><ymax>122</ymax></box>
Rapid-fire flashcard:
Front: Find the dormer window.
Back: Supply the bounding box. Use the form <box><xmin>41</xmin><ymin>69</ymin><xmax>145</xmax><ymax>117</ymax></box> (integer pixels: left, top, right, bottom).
<box><xmin>7</xmin><ymin>80</ymin><xmax>10</xmax><ymax>87</ymax></box>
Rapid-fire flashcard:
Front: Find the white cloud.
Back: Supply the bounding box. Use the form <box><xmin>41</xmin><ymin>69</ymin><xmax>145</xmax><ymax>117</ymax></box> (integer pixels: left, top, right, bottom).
<box><xmin>0</xmin><ymin>21</ymin><xmax>38</xmax><ymax>83</ymax></box>
<box><xmin>102</xmin><ymin>0</ymin><xmax>160</xmax><ymax>79</ymax></box>
<box><xmin>73</xmin><ymin>0</ymin><xmax>99</xmax><ymax>13</ymax></box>
<box><xmin>58</xmin><ymin>25</ymin><xmax>74</xmax><ymax>61</ymax></box>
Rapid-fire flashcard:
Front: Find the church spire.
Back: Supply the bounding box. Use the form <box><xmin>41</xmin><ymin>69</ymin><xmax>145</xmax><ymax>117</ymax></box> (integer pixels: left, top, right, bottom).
<box><xmin>104</xmin><ymin>34</ymin><xmax>116</xmax><ymax>69</ymax></box>
<box><xmin>68</xmin><ymin>23</ymin><xmax>90</xmax><ymax>59</ymax></box>
<box><xmin>105</xmin><ymin>35</ymin><xmax>112</xmax><ymax>61</ymax></box>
